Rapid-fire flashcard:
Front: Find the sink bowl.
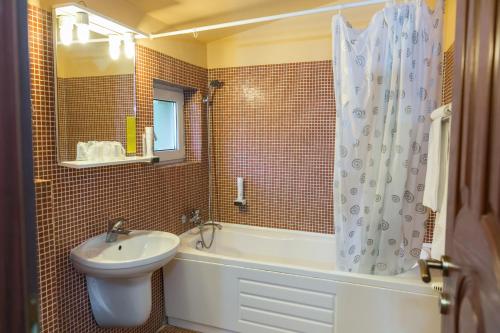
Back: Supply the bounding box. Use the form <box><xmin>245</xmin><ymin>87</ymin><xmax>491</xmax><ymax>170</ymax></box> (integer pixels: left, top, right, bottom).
<box><xmin>70</xmin><ymin>230</ymin><xmax>180</xmax><ymax>278</ymax></box>
<box><xmin>70</xmin><ymin>230</ymin><xmax>180</xmax><ymax>328</ymax></box>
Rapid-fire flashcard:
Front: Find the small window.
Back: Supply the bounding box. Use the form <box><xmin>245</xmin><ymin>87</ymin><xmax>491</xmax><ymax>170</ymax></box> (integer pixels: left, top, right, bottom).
<box><xmin>153</xmin><ymin>84</ymin><xmax>185</xmax><ymax>162</ymax></box>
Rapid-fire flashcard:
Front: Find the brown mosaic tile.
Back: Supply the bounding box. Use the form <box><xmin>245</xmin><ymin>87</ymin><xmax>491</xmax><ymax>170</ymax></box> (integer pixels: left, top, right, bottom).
<box><xmin>158</xmin><ymin>325</ymin><xmax>198</xmax><ymax>333</ymax></box>
<box><xmin>29</xmin><ymin>3</ymin><xmax>454</xmax><ymax>331</ymax></box>
<box><xmin>209</xmin><ymin>61</ymin><xmax>336</xmax><ymax>234</ymax></box>
<box><xmin>209</xmin><ymin>46</ymin><xmax>454</xmax><ymax>239</ymax></box>
<box><xmin>57</xmin><ymin>74</ymin><xmax>134</xmax><ymax>161</ymax></box>
<box><xmin>442</xmin><ymin>44</ymin><xmax>455</xmax><ymax>107</ymax></box>
<box><xmin>29</xmin><ymin>5</ymin><xmax>208</xmax><ymax>333</ymax></box>
<box><xmin>35</xmin><ymin>180</ymin><xmax>58</xmax><ymax>333</ymax></box>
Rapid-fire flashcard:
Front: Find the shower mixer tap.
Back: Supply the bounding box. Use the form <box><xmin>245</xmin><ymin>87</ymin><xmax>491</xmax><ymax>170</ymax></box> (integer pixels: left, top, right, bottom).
<box><xmin>181</xmin><ymin>209</ymin><xmax>202</xmax><ymax>225</ymax></box>
<box><xmin>182</xmin><ymin>209</ymin><xmax>223</xmax><ymax>230</ymax></box>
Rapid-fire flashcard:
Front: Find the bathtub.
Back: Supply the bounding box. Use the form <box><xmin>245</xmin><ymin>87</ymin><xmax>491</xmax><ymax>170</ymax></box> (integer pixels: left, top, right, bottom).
<box><xmin>163</xmin><ymin>223</ymin><xmax>440</xmax><ymax>333</ymax></box>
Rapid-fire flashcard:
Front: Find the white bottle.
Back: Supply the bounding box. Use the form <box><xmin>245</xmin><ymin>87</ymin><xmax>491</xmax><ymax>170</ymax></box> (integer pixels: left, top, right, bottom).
<box><xmin>234</xmin><ymin>177</ymin><xmax>246</xmax><ymax>206</ymax></box>
<box><xmin>142</xmin><ymin>133</ymin><xmax>147</xmax><ymax>157</ymax></box>
<box><xmin>145</xmin><ymin>127</ymin><xmax>154</xmax><ymax>157</ymax></box>
<box><xmin>237</xmin><ymin>177</ymin><xmax>244</xmax><ymax>202</ymax></box>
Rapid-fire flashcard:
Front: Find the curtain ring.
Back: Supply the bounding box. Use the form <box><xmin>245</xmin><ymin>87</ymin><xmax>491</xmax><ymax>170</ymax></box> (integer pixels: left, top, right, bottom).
<box><xmin>192</xmin><ymin>29</ymin><xmax>199</xmax><ymax>39</ymax></box>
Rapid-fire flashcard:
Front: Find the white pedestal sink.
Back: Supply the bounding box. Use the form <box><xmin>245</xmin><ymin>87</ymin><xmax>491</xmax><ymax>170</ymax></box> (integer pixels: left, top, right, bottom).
<box><xmin>70</xmin><ymin>230</ymin><xmax>180</xmax><ymax>327</ymax></box>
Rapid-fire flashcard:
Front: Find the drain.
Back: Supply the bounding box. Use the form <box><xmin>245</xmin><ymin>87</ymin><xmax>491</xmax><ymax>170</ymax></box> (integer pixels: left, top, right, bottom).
<box><xmin>118</xmin><ymin>245</ymin><xmax>122</xmax><ymax>251</ymax></box>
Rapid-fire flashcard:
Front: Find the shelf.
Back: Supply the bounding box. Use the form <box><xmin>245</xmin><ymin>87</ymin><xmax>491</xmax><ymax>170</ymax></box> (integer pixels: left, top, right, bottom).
<box><xmin>60</xmin><ymin>156</ymin><xmax>159</xmax><ymax>169</ymax></box>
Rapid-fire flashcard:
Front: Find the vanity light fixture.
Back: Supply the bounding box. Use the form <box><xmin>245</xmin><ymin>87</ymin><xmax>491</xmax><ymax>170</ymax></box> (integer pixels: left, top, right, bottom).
<box><xmin>54</xmin><ymin>3</ymin><xmax>148</xmax><ymax>58</ymax></box>
<box><xmin>58</xmin><ymin>15</ymin><xmax>74</xmax><ymax>46</ymax></box>
<box><xmin>108</xmin><ymin>35</ymin><xmax>121</xmax><ymax>60</ymax></box>
<box><xmin>75</xmin><ymin>12</ymin><xmax>90</xmax><ymax>43</ymax></box>
<box><xmin>123</xmin><ymin>33</ymin><xmax>135</xmax><ymax>59</ymax></box>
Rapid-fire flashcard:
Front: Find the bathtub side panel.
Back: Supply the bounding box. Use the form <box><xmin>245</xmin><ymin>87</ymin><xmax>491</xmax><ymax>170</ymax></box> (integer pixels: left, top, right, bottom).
<box><xmin>163</xmin><ymin>258</ymin><xmax>337</xmax><ymax>333</ymax></box>
<box><xmin>163</xmin><ymin>259</ymin><xmax>241</xmax><ymax>331</ymax></box>
<box><xmin>164</xmin><ymin>253</ymin><xmax>440</xmax><ymax>333</ymax></box>
<box><xmin>335</xmin><ymin>281</ymin><xmax>440</xmax><ymax>333</ymax></box>
<box><xmin>236</xmin><ymin>267</ymin><xmax>336</xmax><ymax>333</ymax></box>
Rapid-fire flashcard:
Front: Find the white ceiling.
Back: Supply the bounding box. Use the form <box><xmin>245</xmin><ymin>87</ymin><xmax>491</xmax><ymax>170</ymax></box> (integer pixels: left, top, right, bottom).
<box><xmin>40</xmin><ymin>0</ymin><xmax>384</xmax><ymax>42</ymax></box>
<box><xmin>124</xmin><ymin>0</ymin><xmax>350</xmax><ymax>41</ymax></box>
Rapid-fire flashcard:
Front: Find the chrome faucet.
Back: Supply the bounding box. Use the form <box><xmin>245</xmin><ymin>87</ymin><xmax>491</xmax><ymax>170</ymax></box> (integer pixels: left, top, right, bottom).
<box><xmin>183</xmin><ymin>209</ymin><xmax>222</xmax><ymax>250</ymax></box>
<box><xmin>189</xmin><ymin>209</ymin><xmax>203</xmax><ymax>225</ymax></box>
<box><xmin>186</xmin><ymin>209</ymin><xmax>223</xmax><ymax>230</ymax></box>
<box><xmin>202</xmin><ymin>221</ymin><xmax>223</xmax><ymax>230</ymax></box>
<box><xmin>106</xmin><ymin>218</ymin><xmax>131</xmax><ymax>243</ymax></box>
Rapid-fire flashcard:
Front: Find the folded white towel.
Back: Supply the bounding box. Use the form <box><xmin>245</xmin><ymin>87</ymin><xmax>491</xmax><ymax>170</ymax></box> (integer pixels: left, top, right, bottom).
<box><xmin>431</xmin><ymin>104</ymin><xmax>452</xmax><ymax>121</ymax></box>
<box><xmin>431</xmin><ymin>181</ymin><xmax>448</xmax><ymax>259</ymax></box>
<box><xmin>423</xmin><ymin>103</ymin><xmax>451</xmax><ymax>211</ymax></box>
<box><xmin>76</xmin><ymin>142</ymin><xmax>90</xmax><ymax>161</ymax></box>
<box><xmin>423</xmin><ymin>103</ymin><xmax>451</xmax><ymax>259</ymax></box>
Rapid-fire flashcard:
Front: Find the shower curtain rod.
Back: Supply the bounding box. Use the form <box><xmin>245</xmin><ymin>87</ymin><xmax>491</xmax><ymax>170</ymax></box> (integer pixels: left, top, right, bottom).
<box><xmin>144</xmin><ymin>0</ymin><xmax>389</xmax><ymax>39</ymax></box>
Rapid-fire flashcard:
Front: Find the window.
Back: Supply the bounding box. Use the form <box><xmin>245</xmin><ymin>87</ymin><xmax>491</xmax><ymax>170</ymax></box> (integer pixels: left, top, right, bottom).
<box><xmin>153</xmin><ymin>83</ymin><xmax>185</xmax><ymax>162</ymax></box>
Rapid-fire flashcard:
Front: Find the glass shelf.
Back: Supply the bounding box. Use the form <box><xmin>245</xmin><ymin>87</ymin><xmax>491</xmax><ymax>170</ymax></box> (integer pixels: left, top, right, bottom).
<box><xmin>59</xmin><ymin>156</ymin><xmax>159</xmax><ymax>169</ymax></box>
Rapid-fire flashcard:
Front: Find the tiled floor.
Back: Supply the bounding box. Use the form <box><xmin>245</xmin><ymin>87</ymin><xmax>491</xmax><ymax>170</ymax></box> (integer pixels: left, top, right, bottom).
<box><xmin>157</xmin><ymin>324</ymin><xmax>198</xmax><ymax>333</ymax></box>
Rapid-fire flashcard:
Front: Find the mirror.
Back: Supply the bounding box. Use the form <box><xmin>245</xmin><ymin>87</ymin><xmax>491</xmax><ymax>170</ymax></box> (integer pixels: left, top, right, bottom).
<box><xmin>54</xmin><ymin>9</ymin><xmax>137</xmax><ymax>165</ymax></box>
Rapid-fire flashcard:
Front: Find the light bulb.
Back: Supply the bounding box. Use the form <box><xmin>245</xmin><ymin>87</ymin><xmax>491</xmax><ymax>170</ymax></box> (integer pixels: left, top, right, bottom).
<box><xmin>75</xmin><ymin>12</ymin><xmax>90</xmax><ymax>44</ymax></box>
<box><xmin>108</xmin><ymin>35</ymin><xmax>121</xmax><ymax>60</ymax></box>
<box><xmin>77</xmin><ymin>25</ymin><xmax>89</xmax><ymax>43</ymax></box>
<box><xmin>58</xmin><ymin>15</ymin><xmax>74</xmax><ymax>46</ymax></box>
<box><xmin>123</xmin><ymin>33</ymin><xmax>135</xmax><ymax>59</ymax></box>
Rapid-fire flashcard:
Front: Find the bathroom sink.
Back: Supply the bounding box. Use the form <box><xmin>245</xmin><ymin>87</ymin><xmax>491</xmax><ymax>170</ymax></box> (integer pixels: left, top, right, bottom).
<box><xmin>71</xmin><ymin>230</ymin><xmax>180</xmax><ymax>278</ymax></box>
<box><xmin>70</xmin><ymin>230</ymin><xmax>180</xmax><ymax>328</ymax></box>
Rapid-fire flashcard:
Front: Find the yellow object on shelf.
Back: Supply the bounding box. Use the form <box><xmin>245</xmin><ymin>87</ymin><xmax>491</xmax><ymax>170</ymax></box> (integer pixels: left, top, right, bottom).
<box><xmin>126</xmin><ymin>116</ymin><xmax>136</xmax><ymax>154</ymax></box>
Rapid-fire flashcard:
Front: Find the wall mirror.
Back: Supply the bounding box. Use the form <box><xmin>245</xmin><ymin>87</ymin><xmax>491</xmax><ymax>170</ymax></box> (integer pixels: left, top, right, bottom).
<box><xmin>53</xmin><ymin>4</ymin><xmax>149</xmax><ymax>168</ymax></box>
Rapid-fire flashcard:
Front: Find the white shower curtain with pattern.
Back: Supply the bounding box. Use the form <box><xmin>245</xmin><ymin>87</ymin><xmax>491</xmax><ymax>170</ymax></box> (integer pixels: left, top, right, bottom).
<box><xmin>332</xmin><ymin>0</ymin><xmax>443</xmax><ymax>275</ymax></box>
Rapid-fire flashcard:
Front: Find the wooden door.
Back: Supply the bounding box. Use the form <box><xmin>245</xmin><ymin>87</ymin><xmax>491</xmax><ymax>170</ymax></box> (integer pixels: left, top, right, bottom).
<box><xmin>0</xmin><ymin>0</ymin><xmax>38</xmax><ymax>332</ymax></box>
<box><xmin>444</xmin><ymin>0</ymin><xmax>500</xmax><ymax>332</ymax></box>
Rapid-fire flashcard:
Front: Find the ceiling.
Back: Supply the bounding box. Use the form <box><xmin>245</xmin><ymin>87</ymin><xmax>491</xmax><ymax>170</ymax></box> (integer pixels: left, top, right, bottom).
<box><xmin>40</xmin><ymin>0</ymin><xmax>383</xmax><ymax>43</ymax></box>
<box><xmin>123</xmin><ymin>0</ymin><xmax>347</xmax><ymax>42</ymax></box>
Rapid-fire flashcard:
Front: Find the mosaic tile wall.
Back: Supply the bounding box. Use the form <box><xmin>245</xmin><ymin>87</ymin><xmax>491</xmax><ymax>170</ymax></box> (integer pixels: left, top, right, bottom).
<box><xmin>29</xmin><ymin>2</ymin><xmax>454</xmax><ymax>331</ymax></box>
<box><xmin>35</xmin><ymin>180</ymin><xmax>58</xmax><ymax>333</ymax></box>
<box><xmin>442</xmin><ymin>45</ymin><xmax>455</xmax><ymax>107</ymax></box>
<box><xmin>57</xmin><ymin>74</ymin><xmax>134</xmax><ymax>161</ymax></box>
<box><xmin>208</xmin><ymin>45</ymin><xmax>454</xmax><ymax>238</ymax></box>
<box><xmin>29</xmin><ymin>5</ymin><xmax>204</xmax><ymax>333</ymax></box>
<box><xmin>209</xmin><ymin>62</ymin><xmax>336</xmax><ymax>234</ymax></box>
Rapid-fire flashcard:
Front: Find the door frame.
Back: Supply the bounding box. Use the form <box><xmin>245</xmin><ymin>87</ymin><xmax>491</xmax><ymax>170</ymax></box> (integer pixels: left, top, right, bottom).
<box><xmin>0</xmin><ymin>0</ymin><xmax>38</xmax><ymax>332</ymax></box>
<box><xmin>444</xmin><ymin>0</ymin><xmax>500</xmax><ymax>332</ymax></box>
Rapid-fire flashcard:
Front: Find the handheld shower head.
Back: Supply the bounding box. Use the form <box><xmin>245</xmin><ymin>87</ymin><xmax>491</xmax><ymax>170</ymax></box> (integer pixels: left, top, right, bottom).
<box><xmin>203</xmin><ymin>80</ymin><xmax>224</xmax><ymax>103</ymax></box>
<box><xmin>209</xmin><ymin>80</ymin><xmax>223</xmax><ymax>89</ymax></box>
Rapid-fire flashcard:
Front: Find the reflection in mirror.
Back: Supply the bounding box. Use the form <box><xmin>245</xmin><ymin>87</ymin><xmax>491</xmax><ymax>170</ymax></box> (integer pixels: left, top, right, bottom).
<box><xmin>56</xmin><ymin>34</ymin><xmax>134</xmax><ymax>162</ymax></box>
<box><xmin>53</xmin><ymin>4</ymin><xmax>144</xmax><ymax>166</ymax></box>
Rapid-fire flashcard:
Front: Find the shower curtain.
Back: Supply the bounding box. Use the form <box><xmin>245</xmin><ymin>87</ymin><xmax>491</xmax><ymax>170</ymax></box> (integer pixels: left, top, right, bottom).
<box><xmin>332</xmin><ymin>0</ymin><xmax>443</xmax><ymax>275</ymax></box>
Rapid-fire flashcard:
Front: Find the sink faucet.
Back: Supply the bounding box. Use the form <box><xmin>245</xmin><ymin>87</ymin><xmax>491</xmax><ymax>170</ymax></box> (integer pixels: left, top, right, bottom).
<box><xmin>106</xmin><ymin>218</ymin><xmax>131</xmax><ymax>243</ymax></box>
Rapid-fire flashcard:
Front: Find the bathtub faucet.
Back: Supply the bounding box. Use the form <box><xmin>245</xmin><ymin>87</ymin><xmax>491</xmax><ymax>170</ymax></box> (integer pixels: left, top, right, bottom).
<box><xmin>186</xmin><ymin>209</ymin><xmax>223</xmax><ymax>230</ymax></box>
<box><xmin>189</xmin><ymin>209</ymin><xmax>203</xmax><ymax>225</ymax></box>
<box><xmin>202</xmin><ymin>221</ymin><xmax>223</xmax><ymax>230</ymax></box>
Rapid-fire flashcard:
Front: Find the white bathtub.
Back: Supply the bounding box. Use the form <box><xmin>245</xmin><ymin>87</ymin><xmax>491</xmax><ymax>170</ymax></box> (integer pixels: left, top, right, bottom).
<box><xmin>163</xmin><ymin>223</ymin><xmax>440</xmax><ymax>333</ymax></box>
